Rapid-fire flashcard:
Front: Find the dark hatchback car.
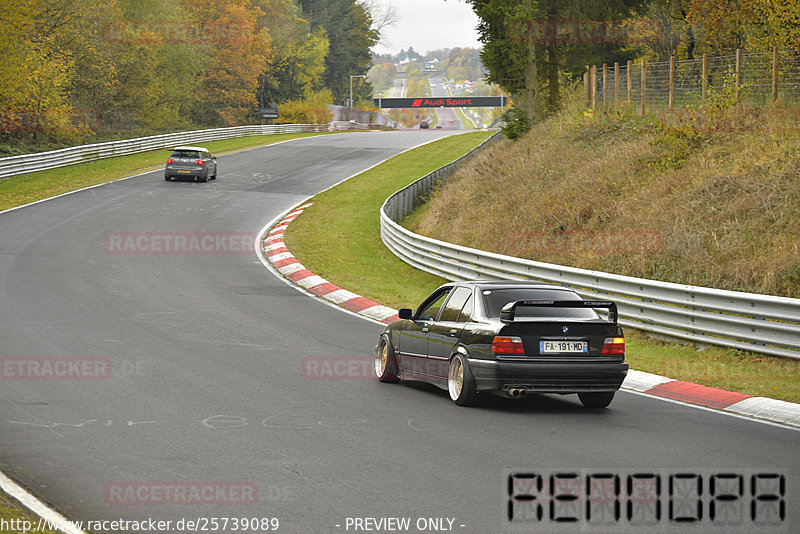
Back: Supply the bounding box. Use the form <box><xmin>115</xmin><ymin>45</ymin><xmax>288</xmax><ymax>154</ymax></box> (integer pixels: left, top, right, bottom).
<box><xmin>375</xmin><ymin>281</ymin><xmax>628</xmax><ymax>408</ymax></box>
<box><xmin>164</xmin><ymin>146</ymin><xmax>217</xmax><ymax>182</ymax></box>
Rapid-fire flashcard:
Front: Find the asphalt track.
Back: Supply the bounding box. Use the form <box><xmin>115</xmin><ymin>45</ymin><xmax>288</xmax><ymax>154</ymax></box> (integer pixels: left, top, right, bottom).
<box><xmin>0</xmin><ymin>131</ymin><xmax>798</xmax><ymax>534</ymax></box>
<box><xmin>428</xmin><ymin>75</ymin><xmax>462</xmax><ymax>129</ymax></box>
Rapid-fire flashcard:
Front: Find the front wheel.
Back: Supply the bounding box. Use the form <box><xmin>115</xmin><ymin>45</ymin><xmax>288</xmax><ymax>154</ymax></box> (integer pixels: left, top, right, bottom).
<box><xmin>578</xmin><ymin>391</ymin><xmax>616</xmax><ymax>409</ymax></box>
<box><xmin>448</xmin><ymin>354</ymin><xmax>477</xmax><ymax>406</ymax></box>
<box><xmin>375</xmin><ymin>337</ymin><xmax>399</xmax><ymax>383</ymax></box>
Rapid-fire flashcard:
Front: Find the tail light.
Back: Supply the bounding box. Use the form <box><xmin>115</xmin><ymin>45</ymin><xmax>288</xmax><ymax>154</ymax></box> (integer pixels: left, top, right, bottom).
<box><xmin>195</xmin><ymin>159</ymin><xmax>205</xmax><ymax>165</ymax></box>
<box><xmin>491</xmin><ymin>336</ymin><xmax>525</xmax><ymax>355</ymax></box>
<box><xmin>167</xmin><ymin>158</ymin><xmax>175</xmax><ymax>164</ymax></box>
<box><xmin>601</xmin><ymin>337</ymin><xmax>625</xmax><ymax>355</ymax></box>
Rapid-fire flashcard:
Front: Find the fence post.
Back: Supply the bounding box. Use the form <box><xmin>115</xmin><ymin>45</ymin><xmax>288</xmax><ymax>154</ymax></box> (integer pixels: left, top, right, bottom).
<box><xmin>669</xmin><ymin>55</ymin><xmax>675</xmax><ymax>111</ymax></box>
<box><xmin>702</xmin><ymin>54</ymin><xmax>708</xmax><ymax>104</ymax></box>
<box><xmin>614</xmin><ymin>62</ymin><xmax>620</xmax><ymax>107</ymax></box>
<box><xmin>735</xmin><ymin>48</ymin><xmax>742</xmax><ymax>101</ymax></box>
<box><xmin>640</xmin><ymin>58</ymin><xmax>646</xmax><ymax>117</ymax></box>
<box><xmin>584</xmin><ymin>69</ymin><xmax>590</xmax><ymax>107</ymax></box>
<box><xmin>602</xmin><ymin>63</ymin><xmax>607</xmax><ymax>108</ymax></box>
<box><xmin>772</xmin><ymin>47</ymin><xmax>779</xmax><ymax>103</ymax></box>
<box><xmin>627</xmin><ymin>60</ymin><xmax>633</xmax><ymax>104</ymax></box>
<box><xmin>590</xmin><ymin>65</ymin><xmax>597</xmax><ymax>109</ymax></box>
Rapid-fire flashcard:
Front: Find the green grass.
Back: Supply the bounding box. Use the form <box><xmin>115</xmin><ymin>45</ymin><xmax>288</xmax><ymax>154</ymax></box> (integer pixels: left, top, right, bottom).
<box><xmin>625</xmin><ymin>330</ymin><xmax>800</xmax><ymax>402</ymax></box>
<box><xmin>1</xmin><ymin>492</ymin><xmax>59</xmax><ymax>534</ymax></box>
<box><xmin>284</xmin><ymin>129</ymin><xmax>800</xmax><ymax>404</ymax></box>
<box><xmin>0</xmin><ymin>132</ymin><xmax>330</xmax><ymax>212</ymax></box>
<box><xmin>285</xmin><ymin>131</ymin><xmax>493</xmax><ymax>308</ymax></box>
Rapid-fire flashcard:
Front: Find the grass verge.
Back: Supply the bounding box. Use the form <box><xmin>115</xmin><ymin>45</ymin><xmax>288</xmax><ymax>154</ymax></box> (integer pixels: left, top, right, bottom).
<box><xmin>0</xmin><ymin>132</ymin><xmax>331</xmax><ymax>212</ymax></box>
<box><xmin>284</xmin><ymin>131</ymin><xmax>800</xmax><ymax>404</ymax></box>
<box><xmin>1</xmin><ymin>491</ymin><xmax>59</xmax><ymax>534</ymax></box>
<box><xmin>285</xmin><ymin>132</ymin><xmax>493</xmax><ymax>308</ymax></box>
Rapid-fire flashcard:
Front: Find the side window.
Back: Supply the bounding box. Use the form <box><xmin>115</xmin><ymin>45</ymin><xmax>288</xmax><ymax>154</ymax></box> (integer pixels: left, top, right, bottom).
<box><xmin>457</xmin><ymin>295</ymin><xmax>474</xmax><ymax>323</ymax></box>
<box><xmin>439</xmin><ymin>287</ymin><xmax>472</xmax><ymax>322</ymax></box>
<box><xmin>417</xmin><ymin>289</ymin><xmax>451</xmax><ymax>322</ymax></box>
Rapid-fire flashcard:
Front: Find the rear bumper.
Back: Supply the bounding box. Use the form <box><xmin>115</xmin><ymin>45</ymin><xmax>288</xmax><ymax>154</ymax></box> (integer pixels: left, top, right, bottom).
<box><xmin>165</xmin><ymin>169</ymin><xmax>206</xmax><ymax>179</ymax></box>
<box><xmin>468</xmin><ymin>357</ymin><xmax>628</xmax><ymax>394</ymax></box>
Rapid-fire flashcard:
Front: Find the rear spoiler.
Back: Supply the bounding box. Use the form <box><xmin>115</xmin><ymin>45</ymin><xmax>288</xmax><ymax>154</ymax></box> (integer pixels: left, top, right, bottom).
<box><xmin>499</xmin><ymin>300</ymin><xmax>618</xmax><ymax>323</ymax></box>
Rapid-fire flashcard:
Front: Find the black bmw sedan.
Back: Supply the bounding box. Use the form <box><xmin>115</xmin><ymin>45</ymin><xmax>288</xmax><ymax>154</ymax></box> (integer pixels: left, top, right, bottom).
<box><xmin>375</xmin><ymin>281</ymin><xmax>628</xmax><ymax>408</ymax></box>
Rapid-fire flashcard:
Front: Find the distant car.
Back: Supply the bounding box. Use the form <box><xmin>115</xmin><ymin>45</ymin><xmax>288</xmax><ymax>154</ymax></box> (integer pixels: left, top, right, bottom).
<box><xmin>164</xmin><ymin>146</ymin><xmax>217</xmax><ymax>182</ymax></box>
<box><xmin>375</xmin><ymin>281</ymin><xmax>628</xmax><ymax>408</ymax></box>
<box><xmin>419</xmin><ymin>120</ymin><xmax>429</xmax><ymax>129</ymax></box>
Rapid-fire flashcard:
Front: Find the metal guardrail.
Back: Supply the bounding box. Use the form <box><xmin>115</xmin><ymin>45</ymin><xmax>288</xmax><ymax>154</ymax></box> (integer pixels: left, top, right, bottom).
<box><xmin>380</xmin><ymin>132</ymin><xmax>800</xmax><ymax>360</ymax></box>
<box><xmin>0</xmin><ymin>122</ymin><xmax>370</xmax><ymax>180</ymax></box>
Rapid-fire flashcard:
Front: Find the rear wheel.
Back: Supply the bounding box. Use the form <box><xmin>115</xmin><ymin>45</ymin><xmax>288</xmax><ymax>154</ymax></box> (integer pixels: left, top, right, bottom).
<box><xmin>578</xmin><ymin>391</ymin><xmax>615</xmax><ymax>409</ymax></box>
<box><xmin>375</xmin><ymin>337</ymin><xmax>399</xmax><ymax>383</ymax></box>
<box><xmin>165</xmin><ymin>175</ymin><xmax>171</xmax><ymax>181</ymax></box>
<box><xmin>448</xmin><ymin>354</ymin><xmax>477</xmax><ymax>406</ymax></box>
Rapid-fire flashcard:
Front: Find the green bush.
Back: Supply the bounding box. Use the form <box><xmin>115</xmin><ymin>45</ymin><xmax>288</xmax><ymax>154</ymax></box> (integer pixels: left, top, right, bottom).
<box><xmin>500</xmin><ymin>107</ymin><xmax>530</xmax><ymax>139</ymax></box>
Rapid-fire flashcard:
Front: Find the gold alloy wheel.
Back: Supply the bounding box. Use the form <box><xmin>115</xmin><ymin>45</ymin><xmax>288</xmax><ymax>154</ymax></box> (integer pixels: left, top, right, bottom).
<box><xmin>376</xmin><ymin>340</ymin><xmax>388</xmax><ymax>377</ymax></box>
<box><xmin>448</xmin><ymin>356</ymin><xmax>464</xmax><ymax>400</ymax></box>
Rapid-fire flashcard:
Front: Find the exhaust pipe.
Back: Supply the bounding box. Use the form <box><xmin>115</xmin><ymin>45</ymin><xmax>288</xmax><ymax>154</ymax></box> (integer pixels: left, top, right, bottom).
<box><xmin>508</xmin><ymin>387</ymin><xmax>528</xmax><ymax>398</ymax></box>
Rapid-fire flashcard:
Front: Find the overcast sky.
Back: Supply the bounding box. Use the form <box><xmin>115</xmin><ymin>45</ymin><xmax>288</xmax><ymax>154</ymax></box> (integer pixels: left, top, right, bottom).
<box><xmin>370</xmin><ymin>0</ymin><xmax>482</xmax><ymax>55</ymax></box>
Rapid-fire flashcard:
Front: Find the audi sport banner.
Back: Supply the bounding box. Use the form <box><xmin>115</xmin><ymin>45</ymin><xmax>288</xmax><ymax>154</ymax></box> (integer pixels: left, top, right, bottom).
<box><xmin>374</xmin><ymin>96</ymin><xmax>506</xmax><ymax>108</ymax></box>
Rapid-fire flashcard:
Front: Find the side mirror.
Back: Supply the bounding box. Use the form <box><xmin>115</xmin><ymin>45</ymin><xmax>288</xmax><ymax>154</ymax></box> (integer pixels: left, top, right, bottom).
<box><xmin>211</xmin><ymin>155</ymin><xmax>217</xmax><ymax>159</ymax></box>
<box><xmin>398</xmin><ymin>308</ymin><xmax>413</xmax><ymax>319</ymax></box>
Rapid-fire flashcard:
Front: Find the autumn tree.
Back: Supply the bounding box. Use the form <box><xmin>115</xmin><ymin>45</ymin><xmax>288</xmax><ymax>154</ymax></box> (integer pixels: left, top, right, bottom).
<box><xmin>298</xmin><ymin>0</ymin><xmax>379</xmax><ymax>104</ymax></box>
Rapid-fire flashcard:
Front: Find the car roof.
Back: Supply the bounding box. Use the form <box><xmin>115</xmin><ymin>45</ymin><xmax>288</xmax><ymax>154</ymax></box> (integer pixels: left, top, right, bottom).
<box><xmin>447</xmin><ymin>280</ymin><xmax>574</xmax><ymax>292</ymax></box>
<box><xmin>171</xmin><ymin>146</ymin><xmax>209</xmax><ymax>152</ymax></box>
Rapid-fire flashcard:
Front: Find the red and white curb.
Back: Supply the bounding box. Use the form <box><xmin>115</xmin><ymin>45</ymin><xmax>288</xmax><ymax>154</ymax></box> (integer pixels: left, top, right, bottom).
<box><xmin>263</xmin><ymin>206</ymin><xmax>800</xmax><ymax>429</ymax></box>
<box><xmin>262</xmin><ymin>203</ymin><xmax>399</xmax><ymax>324</ymax></box>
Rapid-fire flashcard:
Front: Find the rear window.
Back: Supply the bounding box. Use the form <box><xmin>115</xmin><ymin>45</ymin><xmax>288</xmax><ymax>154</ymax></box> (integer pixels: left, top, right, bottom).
<box><xmin>482</xmin><ymin>289</ymin><xmax>599</xmax><ymax>319</ymax></box>
<box><xmin>170</xmin><ymin>150</ymin><xmax>201</xmax><ymax>159</ymax></box>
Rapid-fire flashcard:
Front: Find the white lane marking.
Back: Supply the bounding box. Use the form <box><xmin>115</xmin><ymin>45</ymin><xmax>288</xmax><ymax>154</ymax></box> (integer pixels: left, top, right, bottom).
<box><xmin>0</xmin><ymin>470</ymin><xmax>89</xmax><ymax>534</ymax></box>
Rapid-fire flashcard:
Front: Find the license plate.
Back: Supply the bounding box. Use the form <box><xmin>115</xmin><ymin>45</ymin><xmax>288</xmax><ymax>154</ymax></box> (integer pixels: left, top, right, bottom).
<box><xmin>178</xmin><ymin>170</ymin><xmax>191</xmax><ymax>173</ymax></box>
<box><xmin>539</xmin><ymin>340</ymin><xmax>588</xmax><ymax>353</ymax></box>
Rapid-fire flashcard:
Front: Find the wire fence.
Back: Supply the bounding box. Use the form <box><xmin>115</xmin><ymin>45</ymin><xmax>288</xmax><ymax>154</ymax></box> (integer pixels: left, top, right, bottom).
<box><xmin>584</xmin><ymin>49</ymin><xmax>800</xmax><ymax>114</ymax></box>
